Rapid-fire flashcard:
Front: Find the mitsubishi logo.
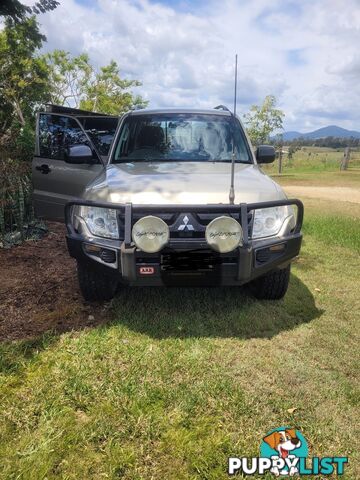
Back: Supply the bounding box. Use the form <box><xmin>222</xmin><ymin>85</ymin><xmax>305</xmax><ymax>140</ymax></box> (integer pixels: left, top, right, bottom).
<box><xmin>178</xmin><ymin>215</ymin><xmax>194</xmax><ymax>231</ymax></box>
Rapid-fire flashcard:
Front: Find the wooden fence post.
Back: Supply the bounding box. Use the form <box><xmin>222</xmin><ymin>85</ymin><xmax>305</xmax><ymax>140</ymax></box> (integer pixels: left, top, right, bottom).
<box><xmin>340</xmin><ymin>147</ymin><xmax>350</xmax><ymax>171</ymax></box>
<box><xmin>278</xmin><ymin>148</ymin><xmax>283</xmax><ymax>174</ymax></box>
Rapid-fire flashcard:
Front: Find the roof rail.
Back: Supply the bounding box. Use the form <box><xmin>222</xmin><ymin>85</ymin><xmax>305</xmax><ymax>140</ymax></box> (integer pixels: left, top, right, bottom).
<box><xmin>214</xmin><ymin>105</ymin><xmax>232</xmax><ymax>114</ymax></box>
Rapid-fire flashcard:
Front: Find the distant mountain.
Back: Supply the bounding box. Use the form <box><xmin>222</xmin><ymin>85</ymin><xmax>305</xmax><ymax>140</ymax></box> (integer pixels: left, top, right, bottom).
<box><xmin>282</xmin><ymin>131</ymin><xmax>303</xmax><ymax>141</ymax></box>
<box><xmin>282</xmin><ymin>125</ymin><xmax>360</xmax><ymax>141</ymax></box>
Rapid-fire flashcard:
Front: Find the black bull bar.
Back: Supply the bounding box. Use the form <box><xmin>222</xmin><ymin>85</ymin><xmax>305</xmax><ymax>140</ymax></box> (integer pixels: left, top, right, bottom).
<box><xmin>65</xmin><ymin>199</ymin><xmax>304</xmax><ymax>283</ymax></box>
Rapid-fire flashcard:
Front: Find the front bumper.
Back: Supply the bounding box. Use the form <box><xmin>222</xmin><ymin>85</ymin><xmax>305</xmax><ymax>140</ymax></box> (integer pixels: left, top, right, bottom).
<box><xmin>65</xmin><ymin>199</ymin><xmax>303</xmax><ymax>287</ymax></box>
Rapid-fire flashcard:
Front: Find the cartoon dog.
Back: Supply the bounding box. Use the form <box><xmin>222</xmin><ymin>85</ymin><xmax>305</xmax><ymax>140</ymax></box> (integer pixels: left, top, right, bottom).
<box><xmin>263</xmin><ymin>429</ymin><xmax>301</xmax><ymax>476</ymax></box>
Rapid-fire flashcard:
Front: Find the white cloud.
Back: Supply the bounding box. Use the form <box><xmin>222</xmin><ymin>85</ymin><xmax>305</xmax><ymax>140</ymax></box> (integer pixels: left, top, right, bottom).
<box><xmin>29</xmin><ymin>0</ymin><xmax>360</xmax><ymax>131</ymax></box>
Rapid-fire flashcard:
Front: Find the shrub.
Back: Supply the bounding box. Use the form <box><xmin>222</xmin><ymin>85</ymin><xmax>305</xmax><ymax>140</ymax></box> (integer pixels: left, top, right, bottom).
<box><xmin>0</xmin><ymin>155</ymin><xmax>35</xmax><ymax>245</ymax></box>
<box><xmin>0</xmin><ymin>119</ymin><xmax>48</xmax><ymax>246</ymax></box>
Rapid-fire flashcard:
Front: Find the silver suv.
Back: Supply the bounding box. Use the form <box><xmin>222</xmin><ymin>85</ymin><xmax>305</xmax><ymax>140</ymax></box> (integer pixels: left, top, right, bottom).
<box><xmin>32</xmin><ymin>105</ymin><xmax>303</xmax><ymax>301</ymax></box>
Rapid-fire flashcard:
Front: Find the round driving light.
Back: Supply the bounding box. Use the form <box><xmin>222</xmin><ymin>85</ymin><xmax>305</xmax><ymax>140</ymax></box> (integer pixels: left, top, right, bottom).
<box><xmin>132</xmin><ymin>216</ymin><xmax>169</xmax><ymax>253</ymax></box>
<box><xmin>205</xmin><ymin>216</ymin><xmax>243</xmax><ymax>253</ymax></box>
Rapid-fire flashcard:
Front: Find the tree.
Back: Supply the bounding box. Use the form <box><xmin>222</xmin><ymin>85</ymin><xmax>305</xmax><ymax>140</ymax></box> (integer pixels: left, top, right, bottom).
<box><xmin>80</xmin><ymin>60</ymin><xmax>148</xmax><ymax>114</ymax></box>
<box><xmin>287</xmin><ymin>144</ymin><xmax>299</xmax><ymax>164</ymax></box>
<box><xmin>0</xmin><ymin>17</ymin><xmax>49</xmax><ymax>129</ymax></box>
<box><xmin>243</xmin><ymin>95</ymin><xmax>284</xmax><ymax>145</ymax></box>
<box><xmin>44</xmin><ymin>50</ymin><xmax>92</xmax><ymax>107</ymax></box>
<box><xmin>0</xmin><ymin>0</ymin><xmax>59</xmax><ymax>23</ymax></box>
<box><xmin>45</xmin><ymin>52</ymin><xmax>148</xmax><ymax>114</ymax></box>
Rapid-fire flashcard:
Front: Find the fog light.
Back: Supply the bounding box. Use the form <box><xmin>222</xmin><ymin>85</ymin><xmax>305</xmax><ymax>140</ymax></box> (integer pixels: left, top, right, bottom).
<box><xmin>132</xmin><ymin>216</ymin><xmax>169</xmax><ymax>253</ymax></box>
<box><xmin>205</xmin><ymin>216</ymin><xmax>243</xmax><ymax>253</ymax></box>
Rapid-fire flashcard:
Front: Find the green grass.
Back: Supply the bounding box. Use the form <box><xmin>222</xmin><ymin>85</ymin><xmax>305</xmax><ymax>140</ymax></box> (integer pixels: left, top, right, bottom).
<box><xmin>0</xmin><ymin>198</ymin><xmax>359</xmax><ymax>478</ymax></box>
<box><xmin>263</xmin><ymin>146</ymin><xmax>360</xmax><ymax>175</ymax></box>
<box><xmin>272</xmin><ymin>170</ymin><xmax>360</xmax><ymax>190</ymax></box>
<box><xmin>303</xmin><ymin>214</ymin><xmax>360</xmax><ymax>252</ymax></box>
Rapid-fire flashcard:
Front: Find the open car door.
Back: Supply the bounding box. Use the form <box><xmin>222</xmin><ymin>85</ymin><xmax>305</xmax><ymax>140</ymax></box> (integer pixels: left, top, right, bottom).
<box><xmin>32</xmin><ymin>105</ymin><xmax>119</xmax><ymax>221</ymax></box>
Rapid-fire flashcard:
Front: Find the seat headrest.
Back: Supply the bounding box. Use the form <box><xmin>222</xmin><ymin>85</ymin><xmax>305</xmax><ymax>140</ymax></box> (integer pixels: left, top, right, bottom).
<box><xmin>137</xmin><ymin>125</ymin><xmax>164</xmax><ymax>148</ymax></box>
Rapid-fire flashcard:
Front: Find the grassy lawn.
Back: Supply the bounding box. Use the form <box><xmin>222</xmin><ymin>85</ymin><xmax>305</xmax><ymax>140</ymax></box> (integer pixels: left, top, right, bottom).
<box><xmin>0</xmin><ymin>175</ymin><xmax>359</xmax><ymax>478</ymax></box>
<box><xmin>263</xmin><ymin>145</ymin><xmax>360</xmax><ymax>182</ymax></box>
<box><xmin>273</xmin><ymin>170</ymin><xmax>360</xmax><ymax>189</ymax></box>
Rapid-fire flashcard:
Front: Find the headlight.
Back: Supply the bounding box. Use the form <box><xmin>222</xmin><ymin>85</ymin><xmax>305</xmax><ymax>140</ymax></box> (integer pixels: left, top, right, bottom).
<box><xmin>205</xmin><ymin>216</ymin><xmax>243</xmax><ymax>253</ymax></box>
<box><xmin>252</xmin><ymin>205</ymin><xmax>296</xmax><ymax>239</ymax></box>
<box><xmin>132</xmin><ymin>216</ymin><xmax>169</xmax><ymax>253</ymax></box>
<box><xmin>74</xmin><ymin>206</ymin><xmax>119</xmax><ymax>239</ymax></box>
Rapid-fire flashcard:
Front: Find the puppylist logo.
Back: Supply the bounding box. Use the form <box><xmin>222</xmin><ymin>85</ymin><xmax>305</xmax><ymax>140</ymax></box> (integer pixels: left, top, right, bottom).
<box><xmin>228</xmin><ymin>427</ymin><xmax>348</xmax><ymax>477</ymax></box>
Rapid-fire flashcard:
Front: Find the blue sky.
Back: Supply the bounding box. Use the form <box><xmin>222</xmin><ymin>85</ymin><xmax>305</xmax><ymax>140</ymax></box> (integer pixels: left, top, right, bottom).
<box><xmin>33</xmin><ymin>0</ymin><xmax>360</xmax><ymax>131</ymax></box>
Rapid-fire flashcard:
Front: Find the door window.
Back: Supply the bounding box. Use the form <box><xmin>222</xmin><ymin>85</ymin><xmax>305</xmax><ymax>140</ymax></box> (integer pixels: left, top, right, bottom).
<box><xmin>77</xmin><ymin>117</ymin><xmax>118</xmax><ymax>156</ymax></box>
<box><xmin>38</xmin><ymin>114</ymin><xmax>91</xmax><ymax>160</ymax></box>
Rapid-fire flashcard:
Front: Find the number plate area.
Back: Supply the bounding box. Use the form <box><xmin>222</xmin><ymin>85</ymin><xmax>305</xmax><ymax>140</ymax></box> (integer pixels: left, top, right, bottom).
<box><xmin>160</xmin><ymin>250</ymin><xmax>221</xmax><ymax>286</ymax></box>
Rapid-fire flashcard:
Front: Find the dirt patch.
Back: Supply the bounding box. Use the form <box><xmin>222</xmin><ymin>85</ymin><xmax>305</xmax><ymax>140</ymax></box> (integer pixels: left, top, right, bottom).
<box><xmin>0</xmin><ymin>223</ymin><xmax>111</xmax><ymax>342</ymax></box>
<box><xmin>284</xmin><ymin>185</ymin><xmax>360</xmax><ymax>203</ymax></box>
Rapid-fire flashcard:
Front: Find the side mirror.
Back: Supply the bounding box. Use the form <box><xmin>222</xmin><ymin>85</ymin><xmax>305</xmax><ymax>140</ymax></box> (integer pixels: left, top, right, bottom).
<box><xmin>65</xmin><ymin>144</ymin><xmax>96</xmax><ymax>164</ymax></box>
<box><xmin>256</xmin><ymin>145</ymin><xmax>276</xmax><ymax>164</ymax></box>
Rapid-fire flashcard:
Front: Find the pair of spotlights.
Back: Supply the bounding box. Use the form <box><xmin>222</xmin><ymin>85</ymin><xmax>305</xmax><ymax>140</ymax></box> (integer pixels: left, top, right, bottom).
<box><xmin>132</xmin><ymin>215</ymin><xmax>243</xmax><ymax>253</ymax></box>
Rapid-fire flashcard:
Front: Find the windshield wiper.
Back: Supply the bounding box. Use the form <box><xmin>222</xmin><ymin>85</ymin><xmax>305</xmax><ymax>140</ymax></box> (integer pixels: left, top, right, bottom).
<box><xmin>115</xmin><ymin>158</ymin><xmax>153</xmax><ymax>163</ymax></box>
<box><xmin>210</xmin><ymin>159</ymin><xmax>251</xmax><ymax>164</ymax></box>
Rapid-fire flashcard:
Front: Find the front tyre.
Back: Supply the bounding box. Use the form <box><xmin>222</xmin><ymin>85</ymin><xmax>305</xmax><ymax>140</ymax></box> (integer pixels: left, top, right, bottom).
<box><xmin>77</xmin><ymin>262</ymin><xmax>118</xmax><ymax>301</ymax></box>
<box><xmin>249</xmin><ymin>265</ymin><xmax>291</xmax><ymax>300</ymax></box>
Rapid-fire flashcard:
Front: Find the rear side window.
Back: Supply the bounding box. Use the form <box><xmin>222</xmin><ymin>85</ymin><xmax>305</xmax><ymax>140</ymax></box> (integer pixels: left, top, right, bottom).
<box><xmin>38</xmin><ymin>114</ymin><xmax>90</xmax><ymax>160</ymax></box>
<box><xmin>77</xmin><ymin>117</ymin><xmax>119</xmax><ymax>156</ymax></box>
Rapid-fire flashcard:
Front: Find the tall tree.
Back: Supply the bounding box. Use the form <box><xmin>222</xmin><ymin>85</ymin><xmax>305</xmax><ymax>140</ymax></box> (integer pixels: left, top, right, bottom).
<box><xmin>0</xmin><ymin>17</ymin><xmax>49</xmax><ymax>129</ymax></box>
<box><xmin>44</xmin><ymin>50</ymin><xmax>92</xmax><ymax>107</ymax></box>
<box><xmin>45</xmin><ymin>51</ymin><xmax>148</xmax><ymax>114</ymax></box>
<box><xmin>80</xmin><ymin>60</ymin><xmax>148</xmax><ymax>114</ymax></box>
<box><xmin>243</xmin><ymin>95</ymin><xmax>284</xmax><ymax>145</ymax></box>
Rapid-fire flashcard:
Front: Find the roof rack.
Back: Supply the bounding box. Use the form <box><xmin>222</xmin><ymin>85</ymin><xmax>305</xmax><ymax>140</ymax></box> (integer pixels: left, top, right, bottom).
<box><xmin>214</xmin><ymin>105</ymin><xmax>232</xmax><ymax>114</ymax></box>
<box><xmin>44</xmin><ymin>104</ymin><xmax>115</xmax><ymax>117</ymax></box>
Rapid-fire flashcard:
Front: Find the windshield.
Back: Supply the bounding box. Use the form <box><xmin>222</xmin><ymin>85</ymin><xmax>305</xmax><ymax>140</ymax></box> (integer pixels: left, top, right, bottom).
<box><xmin>112</xmin><ymin>113</ymin><xmax>252</xmax><ymax>163</ymax></box>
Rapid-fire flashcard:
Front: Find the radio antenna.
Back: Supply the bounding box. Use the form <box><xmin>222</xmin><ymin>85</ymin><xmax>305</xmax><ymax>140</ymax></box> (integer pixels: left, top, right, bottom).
<box><xmin>229</xmin><ymin>53</ymin><xmax>238</xmax><ymax>205</ymax></box>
